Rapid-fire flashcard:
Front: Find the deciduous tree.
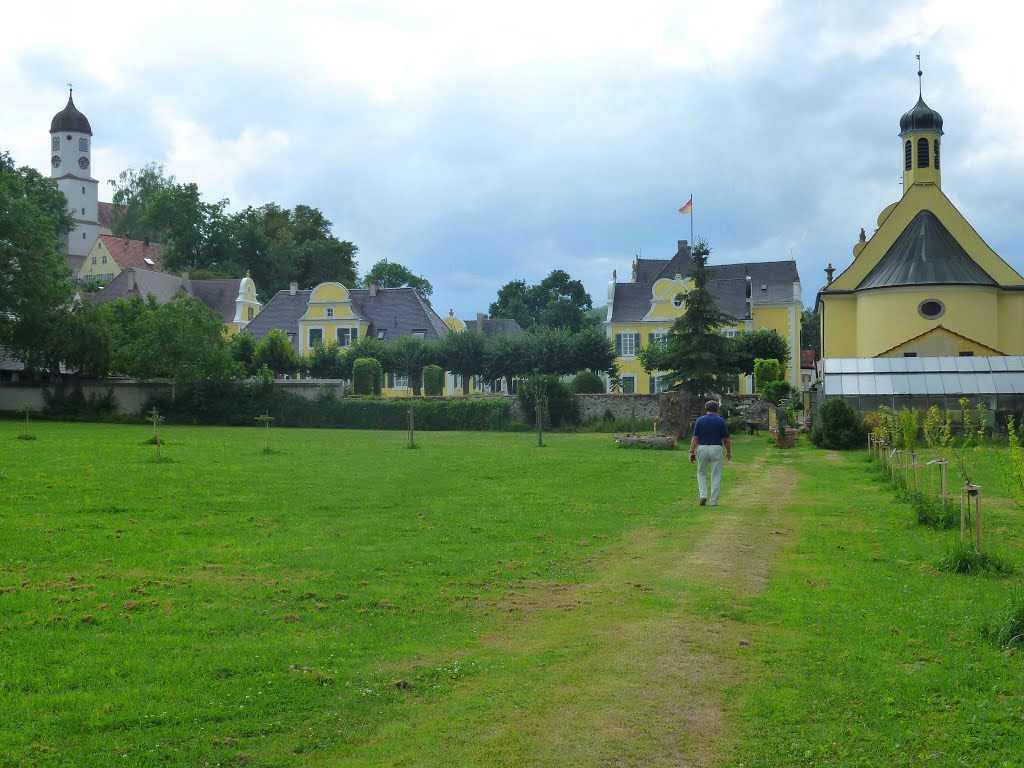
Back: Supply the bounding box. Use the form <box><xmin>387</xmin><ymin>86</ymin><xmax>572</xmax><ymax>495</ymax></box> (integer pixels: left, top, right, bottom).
<box><xmin>362</xmin><ymin>260</ymin><xmax>433</xmax><ymax>302</ymax></box>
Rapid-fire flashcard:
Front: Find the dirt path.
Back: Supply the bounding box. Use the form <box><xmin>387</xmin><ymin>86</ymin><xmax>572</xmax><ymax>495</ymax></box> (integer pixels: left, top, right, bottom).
<box><xmin>466</xmin><ymin>452</ymin><xmax>803</xmax><ymax>767</ymax></box>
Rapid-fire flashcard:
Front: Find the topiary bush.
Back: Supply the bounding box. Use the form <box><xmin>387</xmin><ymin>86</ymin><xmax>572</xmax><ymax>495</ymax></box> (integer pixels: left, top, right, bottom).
<box><xmin>811</xmin><ymin>397</ymin><xmax>866</xmax><ymax>450</ymax></box>
<box><xmin>753</xmin><ymin>358</ymin><xmax>783</xmax><ymax>393</ymax></box>
<box><xmin>571</xmin><ymin>371</ymin><xmax>605</xmax><ymax>394</ymax></box>
<box><xmin>423</xmin><ymin>364</ymin><xmax>444</xmax><ymax>397</ymax></box>
<box><xmin>352</xmin><ymin>358</ymin><xmax>382</xmax><ymax>396</ymax></box>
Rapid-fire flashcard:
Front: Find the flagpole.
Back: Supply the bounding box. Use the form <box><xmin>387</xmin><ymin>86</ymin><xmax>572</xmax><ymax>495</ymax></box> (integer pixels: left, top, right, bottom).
<box><xmin>690</xmin><ymin>192</ymin><xmax>693</xmax><ymax>249</ymax></box>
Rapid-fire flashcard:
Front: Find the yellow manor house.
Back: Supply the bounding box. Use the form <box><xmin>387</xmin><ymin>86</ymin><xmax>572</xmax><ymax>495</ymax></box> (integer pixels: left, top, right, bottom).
<box><xmin>605</xmin><ymin>241</ymin><xmax>802</xmax><ymax>394</ymax></box>
<box><xmin>817</xmin><ymin>84</ymin><xmax>1024</xmax><ymax>361</ymax></box>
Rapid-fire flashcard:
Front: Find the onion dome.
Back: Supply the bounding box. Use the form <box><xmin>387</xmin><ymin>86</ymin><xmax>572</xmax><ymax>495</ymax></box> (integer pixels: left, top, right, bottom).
<box><xmin>899</xmin><ymin>96</ymin><xmax>943</xmax><ymax>137</ymax></box>
<box><xmin>50</xmin><ymin>92</ymin><xmax>92</xmax><ymax>136</ymax></box>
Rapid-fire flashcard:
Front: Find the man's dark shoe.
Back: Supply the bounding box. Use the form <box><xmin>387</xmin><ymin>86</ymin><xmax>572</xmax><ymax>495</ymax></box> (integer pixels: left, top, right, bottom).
<box><xmin>699</xmin><ymin>498</ymin><xmax>707</xmax><ymax>506</ymax></box>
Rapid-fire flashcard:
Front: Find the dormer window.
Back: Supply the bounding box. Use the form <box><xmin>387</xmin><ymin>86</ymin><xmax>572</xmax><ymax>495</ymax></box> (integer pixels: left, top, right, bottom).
<box><xmin>917</xmin><ymin>138</ymin><xmax>930</xmax><ymax>168</ymax></box>
<box><xmin>247</xmin><ymin>307</ymin><xmax>254</xmax><ymax>321</ymax></box>
<box><xmin>326</xmin><ymin>307</ymin><xmax>334</xmax><ymax>318</ymax></box>
<box><xmin>672</xmin><ymin>293</ymin><xmax>684</xmax><ymax>309</ymax></box>
<box><xmin>377</xmin><ymin>330</ymin><xmax>386</xmax><ymax>340</ymax></box>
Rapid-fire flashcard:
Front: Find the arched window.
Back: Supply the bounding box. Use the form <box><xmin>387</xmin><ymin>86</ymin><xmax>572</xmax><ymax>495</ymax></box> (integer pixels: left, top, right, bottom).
<box><xmin>904</xmin><ymin>140</ymin><xmax>912</xmax><ymax>171</ymax></box>
<box><xmin>934</xmin><ymin>139</ymin><xmax>940</xmax><ymax>170</ymax></box>
<box><xmin>917</xmin><ymin>138</ymin><xmax>930</xmax><ymax>168</ymax></box>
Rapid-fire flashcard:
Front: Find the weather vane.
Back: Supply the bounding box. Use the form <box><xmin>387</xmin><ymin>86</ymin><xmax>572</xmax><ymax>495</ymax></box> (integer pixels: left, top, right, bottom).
<box><xmin>916</xmin><ymin>53</ymin><xmax>922</xmax><ymax>97</ymax></box>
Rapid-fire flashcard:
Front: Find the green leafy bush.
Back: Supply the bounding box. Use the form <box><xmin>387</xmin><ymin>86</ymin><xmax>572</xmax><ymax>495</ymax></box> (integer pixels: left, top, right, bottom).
<box><xmin>753</xmin><ymin>358</ymin><xmax>783</xmax><ymax>393</ymax></box>
<box><xmin>353</xmin><ymin>358</ymin><xmax>382</xmax><ymax>396</ymax></box>
<box><xmin>571</xmin><ymin>371</ymin><xmax>605</xmax><ymax>394</ymax></box>
<box><xmin>423</xmin><ymin>365</ymin><xmax>444</xmax><ymax>397</ymax></box>
<box><xmin>760</xmin><ymin>380</ymin><xmax>793</xmax><ymax>406</ymax></box>
<box><xmin>811</xmin><ymin>397</ymin><xmax>866</xmax><ymax>450</ymax></box>
<box><xmin>147</xmin><ymin>381</ymin><xmax>514</xmax><ymax>430</ymax></box>
<box><xmin>518</xmin><ymin>374</ymin><xmax>578</xmax><ymax>427</ymax></box>
<box><xmin>42</xmin><ymin>388</ymin><xmax>118</xmax><ymax>420</ymax></box>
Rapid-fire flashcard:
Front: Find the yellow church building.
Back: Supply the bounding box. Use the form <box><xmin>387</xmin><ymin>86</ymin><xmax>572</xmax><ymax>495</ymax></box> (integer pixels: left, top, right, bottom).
<box><xmin>817</xmin><ymin>83</ymin><xmax>1024</xmax><ymax>362</ymax></box>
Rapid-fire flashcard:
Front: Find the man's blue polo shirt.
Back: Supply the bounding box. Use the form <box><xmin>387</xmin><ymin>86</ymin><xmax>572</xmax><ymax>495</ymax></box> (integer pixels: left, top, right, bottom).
<box><xmin>693</xmin><ymin>414</ymin><xmax>730</xmax><ymax>446</ymax></box>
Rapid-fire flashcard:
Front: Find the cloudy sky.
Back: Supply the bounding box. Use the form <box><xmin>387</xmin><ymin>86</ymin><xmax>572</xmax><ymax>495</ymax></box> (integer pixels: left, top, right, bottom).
<box><xmin>3</xmin><ymin>0</ymin><xmax>1022</xmax><ymax>315</ymax></box>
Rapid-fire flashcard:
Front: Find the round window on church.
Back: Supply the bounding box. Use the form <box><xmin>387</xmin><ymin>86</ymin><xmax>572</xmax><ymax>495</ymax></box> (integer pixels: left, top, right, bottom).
<box><xmin>918</xmin><ymin>299</ymin><xmax>945</xmax><ymax>320</ymax></box>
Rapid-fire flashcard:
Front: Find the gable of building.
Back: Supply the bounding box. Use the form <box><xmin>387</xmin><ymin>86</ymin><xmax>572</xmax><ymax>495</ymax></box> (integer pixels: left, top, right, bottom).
<box><xmin>827</xmin><ymin>184</ymin><xmax>1024</xmax><ymax>292</ymax></box>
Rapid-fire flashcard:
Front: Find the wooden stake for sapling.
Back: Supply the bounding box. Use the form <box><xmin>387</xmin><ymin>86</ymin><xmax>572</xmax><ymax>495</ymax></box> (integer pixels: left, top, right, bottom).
<box><xmin>960</xmin><ymin>484</ymin><xmax>982</xmax><ymax>548</ymax></box>
<box><xmin>407</xmin><ymin>402</ymin><xmax>415</xmax><ymax>449</ymax></box>
<box><xmin>535</xmin><ymin>393</ymin><xmax>545</xmax><ymax>448</ymax></box>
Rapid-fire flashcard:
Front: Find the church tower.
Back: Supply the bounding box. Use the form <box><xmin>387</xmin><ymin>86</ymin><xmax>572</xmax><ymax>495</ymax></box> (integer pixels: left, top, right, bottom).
<box><xmin>899</xmin><ymin>70</ymin><xmax>943</xmax><ymax>193</ymax></box>
<box><xmin>50</xmin><ymin>90</ymin><xmax>99</xmax><ymax>267</ymax></box>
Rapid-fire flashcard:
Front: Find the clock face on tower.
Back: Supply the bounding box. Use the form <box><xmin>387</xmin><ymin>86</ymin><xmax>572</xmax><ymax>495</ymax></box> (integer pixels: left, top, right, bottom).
<box><xmin>78</xmin><ymin>156</ymin><xmax>90</xmax><ymax>170</ymax></box>
<box><xmin>51</xmin><ymin>155</ymin><xmax>61</xmax><ymax>168</ymax></box>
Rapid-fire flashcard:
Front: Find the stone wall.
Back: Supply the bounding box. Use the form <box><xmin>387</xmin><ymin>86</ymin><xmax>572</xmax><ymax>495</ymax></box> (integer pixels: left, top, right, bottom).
<box><xmin>576</xmin><ymin>394</ymin><xmax>661</xmax><ymax>424</ymax></box>
<box><xmin>721</xmin><ymin>394</ymin><xmax>769</xmax><ymax>427</ymax></box>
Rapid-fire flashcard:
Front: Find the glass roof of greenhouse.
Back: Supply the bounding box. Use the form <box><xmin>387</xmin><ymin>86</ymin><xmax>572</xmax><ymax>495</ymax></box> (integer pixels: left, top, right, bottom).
<box><xmin>820</xmin><ymin>356</ymin><xmax>1024</xmax><ymax>396</ymax></box>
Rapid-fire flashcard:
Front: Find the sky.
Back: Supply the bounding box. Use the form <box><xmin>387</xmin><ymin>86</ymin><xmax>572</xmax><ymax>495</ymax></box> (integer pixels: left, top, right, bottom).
<box><xmin>3</xmin><ymin>0</ymin><xmax>1024</xmax><ymax>317</ymax></box>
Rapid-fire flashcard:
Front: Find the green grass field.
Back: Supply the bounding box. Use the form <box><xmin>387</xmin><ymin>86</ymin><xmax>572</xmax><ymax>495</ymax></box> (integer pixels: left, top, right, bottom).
<box><xmin>1</xmin><ymin>422</ymin><xmax>1022</xmax><ymax>767</ymax></box>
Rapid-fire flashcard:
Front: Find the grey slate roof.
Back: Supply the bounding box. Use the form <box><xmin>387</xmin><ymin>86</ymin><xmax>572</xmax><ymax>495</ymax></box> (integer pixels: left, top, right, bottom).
<box><xmin>462</xmin><ymin>316</ymin><xmax>524</xmax><ymax>337</ymax></box>
<box><xmin>91</xmin><ymin>269</ymin><xmax>247</xmax><ymax>325</ymax></box>
<box><xmin>610</xmin><ymin>257</ymin><xmax>799</xmax><ymax>323</ymax></box>
<box><xmin>243</xmin><ymin>286</ymin><xmax>450</xmax><ymax>349</ymax></box>
<box><xmin>244</xmin><ymin>290</ymin><xmax>311</xmax><ymax>350</ymax></box>
<box><xmin>93</xmin><ymin>268</ymin><xmax>183</xmax><ymax>304</ymax></box>
<box><xmin>190</xmin><ymin>280</ymin><xmax>241</xmax><ymax>324</ymax></box>
<box><xmin>858</xmin><ymin>210</ymin><xmax>996</xmax><ymax>290</ymax></box>
<box><xmin>349</xmin><ymin>287</ymin><xmax>449</xmax><ymax>341</ymax></box>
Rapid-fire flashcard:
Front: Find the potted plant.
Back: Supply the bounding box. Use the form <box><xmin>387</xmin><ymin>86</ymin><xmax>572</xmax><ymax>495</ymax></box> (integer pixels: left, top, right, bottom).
<box><xmin>772</xmin><ymin>403</ymin><xmax>799</xmax><ymax>448</ymax></box>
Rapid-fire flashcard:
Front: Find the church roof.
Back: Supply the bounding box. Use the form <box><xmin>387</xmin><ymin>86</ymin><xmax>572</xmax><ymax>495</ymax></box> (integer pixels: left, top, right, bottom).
<box><xmin>857</xmin><ymin>210</ymin><xmax>997</xmax><ymax>290</ymax></box>
<box><xmin>899</xmin><ymin>95</ymin><xmax>943</xmax><ymax>137</ymax></box>
<box><xmin>50</xmin><ymin>93</ymin><xmax>92</xmax><ymax>136</ymax></box>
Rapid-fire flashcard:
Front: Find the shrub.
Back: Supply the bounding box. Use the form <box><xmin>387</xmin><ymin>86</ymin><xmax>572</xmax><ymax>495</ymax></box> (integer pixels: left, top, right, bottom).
<box><xmin>760</xmin><ymin>380</ymin><xmax>793</xmax><ymax>406</ymax></box>
<box><xmin>518</xmin><ymin>374</ymin><xmax>578</xmax><ymax>427</ymax></box>
<box><xmin>571</xmin><ymin>371</ymin><xmax>605</xmax><ymax>394</ymax></box>
<box><xmin>352</xmin><ymin>358</ymin><xmax>382</xmax><ymax>396</ymax></box>
<box><xmin>937</xmin><ymin>540</ymin><xmax>1015</xmax><ymax>575</ymax></box>
<box><xmin>147</xmin><ymin>381</ymin><xmax>514</xmax><ymax>430</ymax></box>
<box><xmin>811</xmin><ymin>397</ymin><xmax>866</xmax><ymax>450</ymax></box>
<box><xmin>753</xmin><ymin>358</ymin><xmax>783</xmax><ymax>393</ymax></box>
<box><xmin>907</xmin><ymin>489</ymin><xmax>957</xmax><ymax>529</ymax></box>
<box><xmin>983</xmin><ymin>584</ymin><xmax>1024</xmax><ymax>649</ymax></box>
<box><xmin>423</xmin><ymin>365</ymin><xmax>445</xmax><ymax>397</ymax></box>
<box><xmin>42</xmin><ymin>388</ymin><xmax>118</xmax><ymax>420</ymax></box>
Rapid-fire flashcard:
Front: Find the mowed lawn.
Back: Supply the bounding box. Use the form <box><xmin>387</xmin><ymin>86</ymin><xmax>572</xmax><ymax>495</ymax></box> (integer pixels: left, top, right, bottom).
<box><xmin>1</xmin><ymin>421</ymin><xmax>1023</xmax><ymax>767</ymax></box>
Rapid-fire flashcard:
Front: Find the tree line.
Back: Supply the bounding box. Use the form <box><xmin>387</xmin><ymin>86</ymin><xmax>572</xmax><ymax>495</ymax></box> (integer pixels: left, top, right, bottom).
<box><xmin>229</xmin><ymin>326</ymin><xmax>617</xmax><ymax>395</ymax></box>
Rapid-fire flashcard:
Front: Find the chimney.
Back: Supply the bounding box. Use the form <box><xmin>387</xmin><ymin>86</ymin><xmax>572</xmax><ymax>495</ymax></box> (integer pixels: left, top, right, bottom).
<box><xmin>825</xmin><ymin>263</ymin><xmax>835</xmax><ymax>285</ymax></box>
<box><xmin>369</xmin><ymin>281</ymin><xmax>380</xmax><ymax>298</ymax></box>
<box><xmin>476</xmin><ymin>312</ymin><xmax>485</xmax><ymax>333</ymax></box>
<box><xmin>678</xmin><ymin>240</ymin><xmax>688</xmax><ymax>252</ymax></box>
<box><xmin>181</xmin><ymin>271</ymin><xmax>192</xmax><ymax>294</ymax></box>
<box><xmin>126</xmin><ymin>268</ymin><xmax>136</xmax><ymax>292</ymax></box>
<box><xmin>289</xmin><ymin>281</ymin><xmax>298</xmax><ymax>296</ymax></box>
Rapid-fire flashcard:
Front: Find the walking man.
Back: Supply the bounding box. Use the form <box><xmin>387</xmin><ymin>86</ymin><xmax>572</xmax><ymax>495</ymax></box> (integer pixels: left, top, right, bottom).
<box><xmin>689</xmin><ymin>400</ymin><xmax>732</xmax><ymax>506</ymax></box>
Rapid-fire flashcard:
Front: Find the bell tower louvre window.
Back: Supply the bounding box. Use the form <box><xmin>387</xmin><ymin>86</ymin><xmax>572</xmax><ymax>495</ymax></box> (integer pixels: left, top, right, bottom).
<box><xmin>917</xmin><ymin>137</ymin><xmax>930</xmax><ymax>168</ymax></box>
<box><xmin>904</xmin><ymin>140</ymin><xmax>912</xmax><ymax>170</ymax></box>
<box><xmin>934</xmin><ymin>139</ymin><xmax>940</xmax><ymax>170</ymax></box>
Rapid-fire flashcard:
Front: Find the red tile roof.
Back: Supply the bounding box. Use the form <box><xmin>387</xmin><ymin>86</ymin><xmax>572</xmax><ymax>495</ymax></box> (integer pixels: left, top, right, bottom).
<box><xmin>97</xmin><ymin>201</ymin><xmax>115</xmax><ymax>233</ymax></box>
<box><xmin>99</xmin><ymin>234</ymin><xmax>166</xmax><ymax>272</ymax></box>
<box><xmin>801</xmin><ymin>348</ymin><xmax>817</xmax><ymax>368</ymax></box>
